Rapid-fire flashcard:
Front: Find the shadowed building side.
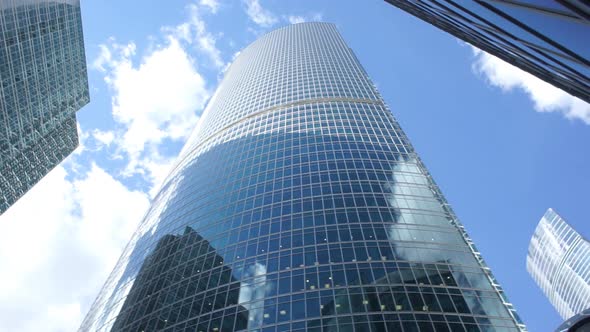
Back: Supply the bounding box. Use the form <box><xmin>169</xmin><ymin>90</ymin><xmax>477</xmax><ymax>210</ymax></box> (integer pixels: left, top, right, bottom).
<box><xmin>110</xmin><ymin>227</ymin><xmax>248</xmax><ymax>331</ymax></box>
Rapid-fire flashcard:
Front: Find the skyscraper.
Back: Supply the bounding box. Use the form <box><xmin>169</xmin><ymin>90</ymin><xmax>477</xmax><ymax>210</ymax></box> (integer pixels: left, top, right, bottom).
<box><xmin>383</xmin><ymin>0</ymin><xmax>590</xmax><ymax>104</ymax></box>
<box><xmin>80</xmin><ymin>23</ymin><xmax>525</xmax><ymax>331</ymax></box>
<box><xmin>0</xmin><ymin>0</ymin><xmax>89</xmax><ymax>214</ymax></box>
<box><xmin>527</xmin><ymin>208</ymin><xmax>590</xmax><ymax>321</ymax></box>
<box><xmin>555</xmin><ymin>308</ymin><xmax>590</xmax><ymax>332</ymax></box>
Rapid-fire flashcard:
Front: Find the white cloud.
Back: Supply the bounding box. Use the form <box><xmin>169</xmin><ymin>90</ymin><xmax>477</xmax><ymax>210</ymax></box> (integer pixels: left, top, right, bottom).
<box><xmin>199</xmin><ymin>0</ymin><xmax>219</xmax><ymax>13</ymax></box>
<box><xmin>287</xmin><ymin>15</ymin><xmax>305</xmax><ymax>24</ymax></box>
<box><xmin>243</xmin><ymin>0</ymin><xmax>278</xmax><ymax>27</ymax></box>
<box><xmin>92</xmin><ymin>40</ymin><xmax>136</xmax><ymax>73</ymax></box>
<box><xmin>72</xmin><ymin>122</ymin><xmax>89</xmax><ymax>156</ymax></box>
<box><xmin>0</xmin><ymin>164</ymin><xmax>150</xmax><ymax>332</ymax></box>
<box><xmin>169</xmin><ymin>3</ymin><xmax>225</xmax><ymax>68</ymax></box>
<box><xmin>286</xmin><ymin>12</ymin><xmax>322</xmax><ymax>24</ymax></box>
<box><xmin>95</xmin><ymin>35</ymin><xmax>209</xmax><ymax>190</ymax></box>
<box><xmin>92</xmin><ymin>44</ymin><xmax>111</xmax><ymax>72</ymax></box>
<box><xmin>471</xmin><ymin>47</ymin><xmax>590</xmax><ymax>125</ymax></box>
<box><xmin>92</xmin><ymin>129</ymin><xmax>115</xmax><ymax>147</ymax></box>
<box><xmin>105</xmin><ymin>37</ymin><xmax>208</xmax><ymax>154</ymax></box>
<box><xmin>136</xmin><ymin>147</ymin><xmax>177</xmax><ymax>197</ymax></box>
<box><xmin>198</xmin><ymin>33</ymin><xmax>224</xmax><ymax>68</ymax></box>
<box><xmin>92</xmin><ymin>1</ymin><xmax>226</xmax><ymax>192</ymax></box>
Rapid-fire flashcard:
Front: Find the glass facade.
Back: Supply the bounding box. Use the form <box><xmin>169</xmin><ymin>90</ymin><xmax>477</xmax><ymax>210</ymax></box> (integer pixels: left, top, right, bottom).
<box><xmin>555</xmin><ymin>307</ymin><xmax>590</xmax><ymax>332</ymax></box>
<box><xmin>0</xmin><ymin>0</ymin><xmax>89</xmax><ymax>213</ymax></box>
<box><xmin>80</xmin><ymin>23</ymin><xmax>525</xmax><ymax>331</ymax></box>
<box><xmin>527</xmin><ymin>208</ymin><xmax>590</xmax><ymax>320</ymax></box>
<box><xmin>384</xmin><ymin>0</ymin><xmax>590</xmax><ymax>104</ymax></box>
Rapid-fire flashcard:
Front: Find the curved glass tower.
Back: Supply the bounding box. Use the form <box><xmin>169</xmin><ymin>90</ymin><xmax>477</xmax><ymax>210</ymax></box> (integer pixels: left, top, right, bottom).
<box><xmin>80</xmin><ymin>23</ymin><xmax>525</xmax><ymax>332</ymax></box>
<box><xmin>527</xmin><ymin>208</ymin><xmax>590</xmax><ymax>320</ymax></box>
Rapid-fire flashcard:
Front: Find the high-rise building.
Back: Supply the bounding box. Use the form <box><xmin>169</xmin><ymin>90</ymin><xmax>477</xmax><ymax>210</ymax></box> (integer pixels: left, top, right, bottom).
<box><xmin>80</xmin><ymin>22</ymin><xmax>525</xmax><ymax>331</ymax></box>
<box><xmin>0</xmin><ymin>0</ymin><xmax>89</xmax><ymax>214</ymax></box>
<box><xmin>527</xmin><ymin>208</ymin><xmax>590</xmax><ymax>321</ymax></box>
<box><xmin>555</xmin><ymin>308</ymin><xmax>590</xmax><ymax>332</ymax></box>
<box><xmin>383</xmin><ymin>0</ymin><xmax>590</xmax><ymax>104</ymax></box>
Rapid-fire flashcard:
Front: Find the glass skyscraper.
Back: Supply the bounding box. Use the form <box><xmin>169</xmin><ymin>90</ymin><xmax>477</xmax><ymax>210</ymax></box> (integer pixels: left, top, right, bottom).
<box><xmin>80</xmin><ymin>23</ymin><xmax>525</xmax><ymax>331</ymax></box>
<box><xmin>0</xmin><ymin>0</ymin><xmax>89</xmax><ymax>214</ymax></box>
<box><xmin>555</xmin><ymin>308</ymin><xmax>590</xmax><ymax>332</ymax></box>
<box><xmin>527</xmin><ymin>208</ymin><xmax>590</xmax><ymax>321</ymax></box>
<box><xmin>383</xmin><ymin>0</ymin><xmax>589</xmax><ymax>104</ymax></box>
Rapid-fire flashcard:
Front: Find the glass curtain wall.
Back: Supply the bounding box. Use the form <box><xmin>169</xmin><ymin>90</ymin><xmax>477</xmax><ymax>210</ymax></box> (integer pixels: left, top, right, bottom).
<box><xmin>80</xmin><ymin>22</ymin><xmax>525</xmax><ymax>332</ymax></box>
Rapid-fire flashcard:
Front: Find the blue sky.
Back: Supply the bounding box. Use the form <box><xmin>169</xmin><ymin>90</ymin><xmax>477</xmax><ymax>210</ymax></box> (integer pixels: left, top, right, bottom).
<box><xmin>0</xmin><ymin>1</ymin><xmax>589</xmax><ymax>331</ymax></box>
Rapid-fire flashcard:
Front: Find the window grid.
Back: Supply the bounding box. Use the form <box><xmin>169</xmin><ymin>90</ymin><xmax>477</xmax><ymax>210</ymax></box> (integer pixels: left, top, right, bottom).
<box><xmin>0</xmin><ymin>0</ymin><xmax>89</xmax><ymax>212</ymax></box>
<box><xmin>80</xmin><ymin>22</ymin><xmax>524</xmax><ymax>332</ymax></box>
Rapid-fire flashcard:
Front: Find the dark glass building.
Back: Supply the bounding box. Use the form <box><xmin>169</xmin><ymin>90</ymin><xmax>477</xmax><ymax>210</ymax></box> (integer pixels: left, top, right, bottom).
<box><xmin>80</xmin><ymin>23</ymin><xmax>525</xmax><ymax>331</ymax></box>
<box><xmin>556</xmin><ymin>307</ymin><xmax>590</xmax><ymax>332</ymax></box>
<box><xmin>110</xmin><ymin>227</ymin><xmax>249</xmax><ymax>332</ymax></box>
<box><xmin>384</xmin><ymin>0</ymin><xmax>590</xmax><ymax>104</ymax></box>
<box><xmin>0</xmin><ymin>0</ymin><xmax>89</xmax><ymax>214</ymax></box>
